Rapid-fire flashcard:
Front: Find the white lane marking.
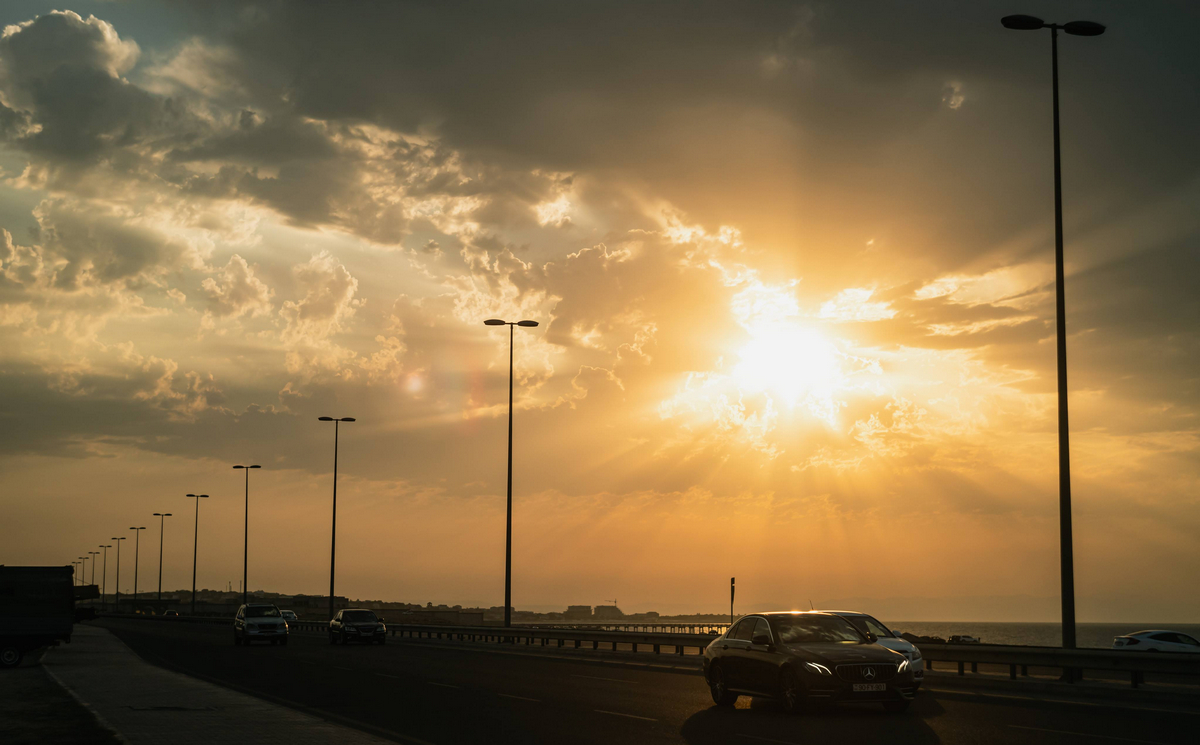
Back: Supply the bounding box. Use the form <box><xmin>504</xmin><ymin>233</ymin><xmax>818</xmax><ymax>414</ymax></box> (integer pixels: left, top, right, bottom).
<box><xmin>428</xmin><ymin>682</ymin><xmax>459</xmax><ymax>689</ymax></box>
<box><xmin>573</xmin><ymin>674</ymin><xmax>635</xmax><ymax>683</ymax></box>
<box><xmin>497</xmin><ymin>693</ymin><xmax>540</xmax><ymax>702</ymax></box>
<box><xmin>594</xmin><ymin>709</ymin><xmax>657</xmax><ymax>722</ymax></box>
<box><xmin>1009</xmin><ymin>725</ymin><xmax>1173</xmax><ymax>744</ymax></box>
<box><xmin>739</xmin><ymin>736</ymin><xmax>798</xmax><ymax>745</ymax></box>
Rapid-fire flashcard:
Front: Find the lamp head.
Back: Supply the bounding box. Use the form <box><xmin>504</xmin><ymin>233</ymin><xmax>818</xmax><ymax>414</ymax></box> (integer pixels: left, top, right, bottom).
<box><xmin>517</xmin><ymin>320</ymin><xmax>539</xmax><ymax>327</ymax></box>
<box><xmin>1001</xmin><ymin>15</ymin><xmax>1045</xmax><ymax>30</ymax></box>
<box><xmin>318</xmin><ymin>416</ymin><xmax>334</xmax><ymax>421</ymax></box>
<box><xmin>484</xmin><ymin>319</ymin><xmax>507</xmax><ymax>325</ymax></box>
<box><xmin>1063</xmin><ymin>20</ymin><xmax>1105</xmax><ymax>36</ymax></box>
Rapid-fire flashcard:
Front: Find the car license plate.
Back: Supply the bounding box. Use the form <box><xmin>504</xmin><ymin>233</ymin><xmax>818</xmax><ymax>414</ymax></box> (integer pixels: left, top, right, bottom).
<box><xmin>853</xmin><ymin>683</ymin><xmax>886</xmax><ymax>692</ymax></box>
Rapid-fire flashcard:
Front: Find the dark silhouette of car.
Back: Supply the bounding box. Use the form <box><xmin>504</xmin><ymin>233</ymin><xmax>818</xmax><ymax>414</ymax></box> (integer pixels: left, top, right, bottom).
<box><xmin>703</xmin><ymin>611</ymin><xmax>916</xmax><ymax>713</ymax></box>
<box><xmin>329</xmin><ymin>609</ymin><xmax>387</xmax><ymax>645</ymax></box>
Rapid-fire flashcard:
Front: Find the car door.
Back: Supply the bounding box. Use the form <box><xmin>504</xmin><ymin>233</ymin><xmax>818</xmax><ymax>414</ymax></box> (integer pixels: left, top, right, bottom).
<box><xmin>1149</xmin><ymin>632</ymin><xmax>1182</xmax><ymax>652</ymax></box>
<box><xmin>720</xmin><ymin>618</ymin><xmax>755</xmax><ymax>689</ymax></box>
<box><xmin>235</xmin><ymin>606</ymin><xmax>245</xmax><ymax>635</ymax></box>
<box><xmin>742</xmin><ymin>617</ymin><xmax>780</xmax><ymax>695</ymax></box>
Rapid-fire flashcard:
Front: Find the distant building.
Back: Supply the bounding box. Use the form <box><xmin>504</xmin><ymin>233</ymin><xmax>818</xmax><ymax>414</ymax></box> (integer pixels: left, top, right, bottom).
<box><xmin>565</xmin><ymin>605</ymin><xmax>592</xmax><ymax>620</ymax></box>
<box><xmin>593</xmin><ymin>605</ymin><xmax>624</xmax><ymax>621</ymax></box>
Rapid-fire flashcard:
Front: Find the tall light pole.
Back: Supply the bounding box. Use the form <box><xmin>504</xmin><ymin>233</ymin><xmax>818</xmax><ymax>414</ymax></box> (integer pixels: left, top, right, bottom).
<box><xmin>1001</xmin><ymin>14</ymin><xmax>1105</xmax><ymax>651</ymax></box>
<box><xmin>129</xmin><ymin>526</ymin><xmax>146</xmax><ymax>607</ymax></box>
<box><xmin>110</xmin><ymin>537</ymin><xmax>126</xmax><ymax>611</ymax></box>
<box><xmin>153</xmin><ymin>513</ymin><xmax>171</xmax><ymax>603</ymax></box>
<box><xmin>79</xmin><ymin>557</ymin><xmax>88</xmax><ymax>585</ymax></box>
<box><xmin>185</xmin><ymin>494</ymin><xmax>209</xmax><ymax>615</ymax></box>
<box><xmin>99</xmin><ymin>545</ymin><xmax>111</xmax><ymax>609</ymax></box>
<box><xmin>88</xmin><ymin>551</ymin><xmax>99</xmax><ymax>585</ymax></box>
<box><xmin>232</xmin><ymin>465</ymin><xmax>262</xmax><ymax>606</ymax></box>
<box><xmin>72</xmin><ymin>561</ymin><xmax>80</xmax><ymax>585</ymax></box>
<box><xmin>318</xmin><ymin>417</ymin><xmax>355</xmax><ymax>621</ymax></box>
<box><xmin>483</xmin><ymin>318</ymin><xmax>540</xmax><ymax>628</ymax></box>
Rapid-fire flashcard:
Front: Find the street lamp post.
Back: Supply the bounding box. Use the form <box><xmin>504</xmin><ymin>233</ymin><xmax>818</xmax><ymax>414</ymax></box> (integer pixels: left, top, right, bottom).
<box><xmin>153</xmin><ymin>513</ymin><xmax>172</xmax><ymax>603</ymax></box>
<box><xmin>88</xmin><ymin>551</ymin><xmax>99</xmax><ymax>585</ymax></box>
<box><xmin>185</xmin><ymin>494</ymin><xmax>209</xmax><ymax>615</ymax></box>
<box><xmin>110</xmin><ymin>537</ymin><xmax>126</xmax><ymax>611</ymax></box>
<box><xmin>483</xmin><ymin>318</ymin><xmax>540</xmax><ymax>628</ymax></box>
<box><xmin>72</xmin><ymin>561</ymin><xmax>80</xmax><ymax>585</ymax></box>
<box><xmin>1001</xmin><ymin>14</ymin><xmax>1105</xmax><ymax>652</ymax></box>
<box><xmin>99</xmin><ymin>545</ymin><xmax>111</xmax><ymax>610</ymax></box>
<box><xmin>232</xmin><ymin>465</ymin><xmax>262</xmax><ymax>606</ymax></box>
<box><xmin>79</xmin><ymin>557</ymin><xmax>88</xmax><ymax>585</ymax></box>
<box><xmin>318</xmin><ymin>418</ymin><xmax>355</xmax><ymax>621</ymax></box>
<box><xmin>129</xmin><ymin>527</ymin><xmax>146</xmax><ymax>607</ymax></box>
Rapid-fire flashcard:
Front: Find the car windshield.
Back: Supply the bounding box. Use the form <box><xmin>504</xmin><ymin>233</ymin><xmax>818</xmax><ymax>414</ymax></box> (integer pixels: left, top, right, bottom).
<box><xmin>344</xmin><ymin>610</ymin><xmax>378</xmax><ymax>622</ymax></box>
<box><xmin>773</xmin><ymin>615</ymin><xmax>867</xmax><ymax>644</ymax></box>
<box><xmin>845</xmin><ymin>615</ymin><xmax>892</xmax><ymax>639</ymax></box>
<box><xmin>245</xmin><ymin>606</ymin><xmax>281</xmax><ymax>618</ymax></box>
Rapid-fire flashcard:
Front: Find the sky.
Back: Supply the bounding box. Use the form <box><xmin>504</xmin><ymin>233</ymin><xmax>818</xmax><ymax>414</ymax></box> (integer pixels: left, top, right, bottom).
<box><xmin>0</xmin><ymin>1</ymin><xmax>1197</xmax><ymax>622</ymax></box>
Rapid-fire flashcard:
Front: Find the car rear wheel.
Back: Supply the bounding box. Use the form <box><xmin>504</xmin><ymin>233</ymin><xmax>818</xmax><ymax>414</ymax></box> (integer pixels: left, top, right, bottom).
<box><xmin>708</xmin><ymin>663</ymin><xmax>738</xmax><ymax>706</ymax></box>
<box><xmin>1</xmin><ymin>645</ymin><xmax>23</xmax><ymax>667</ymax></box>
<box><xmin>883</xmin><ymin>699</ymin><xmax>911</xmax><ymax>714</ymax></box>
<box><xmin>340</xmin><ymin>631</ymin><xmax>348</xmax><ymax>645</ymax></box>
<box><xmin>780</xmin><ymin>667</ymin><xmax>807</xmax><ymax>714</ymax></box>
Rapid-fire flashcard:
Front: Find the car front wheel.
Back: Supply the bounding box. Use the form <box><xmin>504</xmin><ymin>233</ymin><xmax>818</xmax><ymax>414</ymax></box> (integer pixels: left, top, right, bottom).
<box><xmin>708</xmin><ymin>663</ymin><xmax>738</xmax><ymax>706</ymax></box>
<box><xmin>1</xmin><ymin>645</ymin><xmax>23</xmax><ymax>667</ymax></box>
<box><xmin>329</xmin><ymin>631</ymin><xmax>336</xmax><ymax>645</ymax></box>
<box><xmin>780</xmin><ymin>667</ymin><xmax>807</xmax><ymax>714</ymax></box>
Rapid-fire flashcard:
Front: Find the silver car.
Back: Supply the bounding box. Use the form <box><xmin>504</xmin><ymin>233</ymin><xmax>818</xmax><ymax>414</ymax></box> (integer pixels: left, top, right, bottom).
<box><xmin>233</xmin><ymin>603</ymin><xmax>289</xmax><ymax>646</ymax></box>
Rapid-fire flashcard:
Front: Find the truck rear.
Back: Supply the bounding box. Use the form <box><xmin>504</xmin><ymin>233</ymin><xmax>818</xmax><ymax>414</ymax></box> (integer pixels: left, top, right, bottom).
<box><xmin>0</xmin><ymin>565</ymin><xmax>76</xmax><ymax>667</ymax></box>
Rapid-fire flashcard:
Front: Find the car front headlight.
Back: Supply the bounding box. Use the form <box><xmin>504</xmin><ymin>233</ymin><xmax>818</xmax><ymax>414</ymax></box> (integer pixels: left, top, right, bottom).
<box><xmin>803</xmin><ymin>662</ymin><xmax>833</xmax><ymax>676</ymax></box>
<box><xmin>897</xmin><ymin>658</ymin><xmax>910</xmax><ymax>673</ymax></box>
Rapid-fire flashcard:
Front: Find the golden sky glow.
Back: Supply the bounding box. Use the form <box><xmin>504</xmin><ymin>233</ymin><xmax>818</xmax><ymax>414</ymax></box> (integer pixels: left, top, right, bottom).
<box><xmin>1</xmin><ymin>3</ymin><xmax>1198</xmax><ymax>621</ymax></box>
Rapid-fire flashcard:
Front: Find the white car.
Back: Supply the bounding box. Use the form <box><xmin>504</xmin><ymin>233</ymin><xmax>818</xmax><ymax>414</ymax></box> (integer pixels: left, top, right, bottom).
<box><xmin>233</xmin><ymin>603</ymin><xmax>290</xmax><ymax>646</ymax></box>
<box><xmin>1113</xmin><ymin>630</ymin><xmax>1200</xmax><ymax>653</ymax></box>
<box><xmin>825</xmin><ymin>611</ymin><xmax>924</xmax><ymax>687</ymax></box>
<box><xmin>280</xmin><ymin>610</ymin><xmax>299</xmax><ymax>622</ymax></box>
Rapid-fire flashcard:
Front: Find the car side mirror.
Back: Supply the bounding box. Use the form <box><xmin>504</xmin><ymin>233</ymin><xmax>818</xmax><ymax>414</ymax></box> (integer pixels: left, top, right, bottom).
<box><xmin>752</xmin><ymin>634</ymin><xmax>772</xmax><ymax>647</ymax></box>
<box><xmin>379</xmin><ymin>618</ymin><xmax>386</xmax><ymax>624</ymax></box>
<box><xmin>866</xmin><ymin>632</ymin><xmax>877</xmax><ymax>642</ymax></box>
<box><xmin>894</xmin><ymin>630</ymin><xmax>904</xmax><ymax>638</ymax></box>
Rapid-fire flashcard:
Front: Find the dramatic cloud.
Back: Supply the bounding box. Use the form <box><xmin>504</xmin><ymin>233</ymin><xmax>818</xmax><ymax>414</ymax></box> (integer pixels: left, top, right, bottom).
<box><xmin>1</xmin><ymin>2</ymin><xmax>1197</xmax><ymax>620</ymax></box>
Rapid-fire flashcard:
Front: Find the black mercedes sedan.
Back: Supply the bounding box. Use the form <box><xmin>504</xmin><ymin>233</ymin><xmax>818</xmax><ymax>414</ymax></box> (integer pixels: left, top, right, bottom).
<box><xmin>703</xmin><ymin>611</ymin><xmax>916</xmax><ymax>713</ymax></box>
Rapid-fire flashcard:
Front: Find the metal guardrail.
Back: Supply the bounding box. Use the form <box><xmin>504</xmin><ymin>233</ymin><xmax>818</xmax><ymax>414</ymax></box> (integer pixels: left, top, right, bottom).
<box><xmin>917</xmin><ymin>643</ymin><xmax>1200</xmax><ymax>689</ymax></box>
<box><xmin>287</xmin><ymin>620</ymin><xmax>714</xmax><ymax>655</ymax></box>
<box><xmin>513</xmin><ymin>622</ymin><xmax>729</xmax><ymax>634</ymax></box>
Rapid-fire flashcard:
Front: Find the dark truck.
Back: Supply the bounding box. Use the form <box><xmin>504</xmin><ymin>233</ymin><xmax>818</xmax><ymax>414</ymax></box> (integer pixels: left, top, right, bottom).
<box><xmin>1</xmin><ymin>566</ymin><xmax>76</xmax><ymax>667</ymax></box>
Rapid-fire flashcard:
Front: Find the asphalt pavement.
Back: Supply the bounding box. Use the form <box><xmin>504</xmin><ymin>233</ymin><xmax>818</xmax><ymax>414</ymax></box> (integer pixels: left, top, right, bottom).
<box><xmin>97</xmin><ymin>618</ymin><xmax>1198</xmax><ymax>745</ymax></box>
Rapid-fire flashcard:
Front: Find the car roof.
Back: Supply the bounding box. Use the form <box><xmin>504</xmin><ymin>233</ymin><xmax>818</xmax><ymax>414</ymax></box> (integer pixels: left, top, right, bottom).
<box><xmin>245</xmin><ymin>603</ymin><xmax>277</xmax><ymax>608</ymax></box>
<box><xmin>343</xmin><ymin>607</ymin><xmax>375</xmax><ymax>612</ymax></box>
<box><xmin>756</xmin><ymin>611</ymin><xmax>841</xmax><ymax>618</ymax></box>
<box><xmin>1131</xmin><ymin>630</ymin><xmax>1182</xmax><ymax>635</ymax></box>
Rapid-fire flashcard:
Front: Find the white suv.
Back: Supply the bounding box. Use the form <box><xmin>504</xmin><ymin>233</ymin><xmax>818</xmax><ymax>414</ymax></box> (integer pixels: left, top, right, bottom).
<box><xmin>234</xmin><ymin>603</ymin><xmax>289</xmax><ymax>646</ymax></box>
<box><xmin>824</xmin><ymin>610</ymin><xmax>924</xmax><ymax>687</ymax></box>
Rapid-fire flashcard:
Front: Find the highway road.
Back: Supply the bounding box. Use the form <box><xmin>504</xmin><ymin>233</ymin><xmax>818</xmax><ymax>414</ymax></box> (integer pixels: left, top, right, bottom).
<box><xmin>98</xmin><ymin>619</ymin><xmax>1197</xmax><ymax>745</ymax></box>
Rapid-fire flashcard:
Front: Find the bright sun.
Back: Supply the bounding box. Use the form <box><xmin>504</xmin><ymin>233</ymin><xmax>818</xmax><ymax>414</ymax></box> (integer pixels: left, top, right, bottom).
<box><xmin>734</xmin><ymin>322</ymin><xmax>842</xmax><ymax>411</ymax></box>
